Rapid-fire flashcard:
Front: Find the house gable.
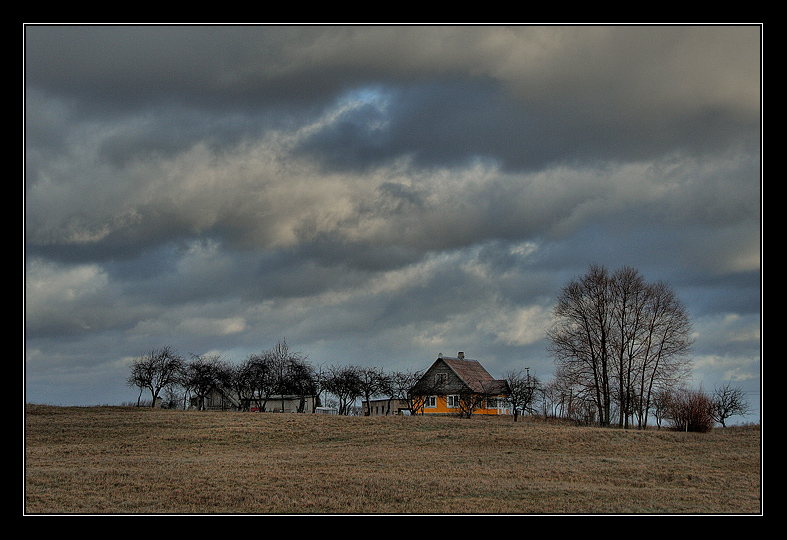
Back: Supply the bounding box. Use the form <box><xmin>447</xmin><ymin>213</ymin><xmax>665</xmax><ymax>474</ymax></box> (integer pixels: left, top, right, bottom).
<box><xmin>411</xmin><ymin>353</ymin><xmax>510</xmax><ymax>398</ymax></box>
<box><xmin>412</xmin><ymin>356</ymin><xmax>470</xmax><ymax>395</ymax></box>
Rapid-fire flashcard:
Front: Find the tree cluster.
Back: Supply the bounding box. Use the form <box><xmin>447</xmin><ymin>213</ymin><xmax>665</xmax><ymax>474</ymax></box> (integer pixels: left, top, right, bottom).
<box><xmin>546</xmin><ymin>264</ymin><xmax>694</xmax><ymax>429</ymax></box>
<box><xmin>651</xmin><ymin>383</ymin><xmax>752</xmax><ymax>432</ymax></box>
<box><xmin>126</xmin><ymin>339</ymin><xmax>424</xmax><ymax>415</ymax></box>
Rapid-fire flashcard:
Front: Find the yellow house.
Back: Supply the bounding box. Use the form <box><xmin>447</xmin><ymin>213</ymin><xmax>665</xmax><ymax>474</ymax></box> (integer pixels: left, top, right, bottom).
<box><xmin>410</xmin><ymin>353</ymin><xmax>511</xmax><ymax>417</ymax></box>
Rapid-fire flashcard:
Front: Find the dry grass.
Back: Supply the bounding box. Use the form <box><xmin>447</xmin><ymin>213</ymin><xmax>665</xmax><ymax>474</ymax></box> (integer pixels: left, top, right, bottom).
<box><xmin>24</xmin><ymin>404</ymin><xmax>761</xmax><ymax>514</ymax></box>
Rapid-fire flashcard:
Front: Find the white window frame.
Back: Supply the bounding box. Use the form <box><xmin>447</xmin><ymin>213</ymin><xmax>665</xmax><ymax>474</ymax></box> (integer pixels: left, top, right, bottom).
<box><xmin>425</xmin><ymin>395</ymin><xmax>437</xmax><ymax>408</ymax></box>
<box><xmin>447</xmin><ymin>395</ymin><xmax>460</xmax><ymax>408</ymax></box>
<box><xmin>487</xmin><ymin>397</ymin><xmax>511</xmax><ymax>410</ymax></box>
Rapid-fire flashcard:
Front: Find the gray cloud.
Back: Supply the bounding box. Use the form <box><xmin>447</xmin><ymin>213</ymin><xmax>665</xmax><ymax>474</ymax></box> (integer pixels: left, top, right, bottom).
<box><xmin>25</xmin><ymin>25</ymin><xmax>761</xmax><ymax>422</ymax></box>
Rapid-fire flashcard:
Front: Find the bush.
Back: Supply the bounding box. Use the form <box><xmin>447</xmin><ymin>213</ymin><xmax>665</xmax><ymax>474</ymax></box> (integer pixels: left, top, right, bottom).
<box><xmin>665</xmin><ymin>388</ymin><xmax>715</xmax><ymax>433</ymax></box>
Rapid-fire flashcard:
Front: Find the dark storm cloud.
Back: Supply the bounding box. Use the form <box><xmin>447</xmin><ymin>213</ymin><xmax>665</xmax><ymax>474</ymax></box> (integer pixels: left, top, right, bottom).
<box><xmin>25</xmin><ymin>26</ymin><xmax>331</xmax><ymax>113</ymax></box>
<box><xmin>25</xmin><ymin>25</ymin><xmax>761</xmax><ymax>421</ymax></box>
<box><xmin>28</xmin><ymin>25</ymin><xmax>759</xmax><ymax>172</ymax></box>
<box><xmin>295</xmin><ymin>74</ymin><xmax>759</xmax><ymax>175</ymax></box>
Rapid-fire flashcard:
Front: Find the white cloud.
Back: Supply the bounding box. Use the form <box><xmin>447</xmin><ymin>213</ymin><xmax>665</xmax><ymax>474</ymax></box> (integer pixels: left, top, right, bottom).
<box><xmin>176</xmin><ymin>316</ymin><xmax>248</xmax><ymax>336</ymax></box>
<box><xmin>25</xmin><ymin>258</ymin><xmax>111</xmax><ymax>332</ymax></box>
<box><xmin>481</xmin><ymin>304</ymin><xmax>553</xmax><ymax>347</ymax></box>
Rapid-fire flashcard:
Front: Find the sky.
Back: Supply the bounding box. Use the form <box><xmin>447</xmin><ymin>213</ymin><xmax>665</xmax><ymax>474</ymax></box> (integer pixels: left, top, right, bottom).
<box><xmin>24</xmin><ymin>25</ymin><xmax>762</xmax><ymax>423</ymax></box>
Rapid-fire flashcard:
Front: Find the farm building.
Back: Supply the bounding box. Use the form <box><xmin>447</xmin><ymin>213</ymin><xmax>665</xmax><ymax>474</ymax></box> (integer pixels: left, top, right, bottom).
<box><xmin>246</xmin><ymin>394</ymin><xmax>318</xmax><ymax>413</ymax></box>
<box><xmin>362</xmin><ymin>398</ymin><xmax>411</xmax><ymax>416</ymax></box>
<box><xmin>409</xmin><ymin>353</ymin><xmax>511</xmax><ymax>416</ymax></box>
<box><xmin>191</xmin><ymin>391</ymin><xmax>318</xmax><ymax>413</ymax></box>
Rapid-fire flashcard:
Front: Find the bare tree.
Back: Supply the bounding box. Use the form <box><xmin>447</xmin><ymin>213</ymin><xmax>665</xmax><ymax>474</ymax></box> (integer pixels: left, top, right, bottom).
<box><xmin>609</xmin><ymin>266</ymin><xmax>648</xmax><ymax>428</ymax></box>
<box><xmin>390</xmin><ymin>369</ymin><xmax>423</xmax><ymax>416</ymax></box>
<box><xmin>504</xmin><ymin>369</ymin><xmax>540</xmax><ymax>422</ymax></box>
<box><xmin>284</xmin><ymin>355</ymin><xmax>317</xmax><ymax>413</ymax></box>
<box><xmin>357</xmin><ymin>366</ymin><xmax>386</xmax><ymax>416</ymax></box>
<box><xmin>313</xmin><ymin>362</ymin><xmax>331</xmax><ymax>412</ymax></box>
<box><xmin>161</xmin><ymin>386</ymin><xmax>182</xmax><ymax>409</ymax></box>
<box><xmin>269</xmin><ymin>339</ymin><xmax>293</xmax><ymax>412</ymax></box>
<box><xmin>241</xmin><ymin>351</ymin><xmax>277</xmax><ymax>411</ymax></box>
<box><xmin>631</xmin><ymin>280</ymin><xmax>693</xmax><ymax>429</ymax></box>
<box><xmin>409</xmin><ymin>369</ymin><xmax>447</xmax><ymax>415</ymax></box>
<box><xmin>712</xmin><ymin>383</ymin><xmax>751</xmax><ymax>427</ymax></box>
<box><xmin>539</xmin><ymin>369</ymin><xmax>597</xmax><ymax>424</ymax></box>
<box><xmin>127</xmin><ymin>357</ymin><xmax>151</xmax><ymax>407</ymax></box>
<box><xmin>324</xmin><ymin>364</ymin><xmax>363</xmax><ymax>415</ymax></box>
<box><xmin>651</xmin><ymin>388</ymin><xmax>672</xmax><ymax>429</ymax></box>
<box><xmin>454</xmin><ymin>388</ymin><xmax>484</xmax><ymax>419</ymax></box>
<box><xmin>126</xmin><ymin>346</ymin><xmax>185</xmax><ymax>407</ymax></box>
<box><xmin>183</xmin><ymin>353</ymin><xmax>232</xmax><ymax>410</ymax></box>
<box><xmin>374</xmin><ymin>370</ymin><xmax>396</xmax><ymax>415</ymax></box>
<box><xmin>539</xmin><ymin>378</ymin><xmax>566</xmax><ymax>419</ymax></box>
<box><xmin>229</xmin><ymin>357</ymin><xmax>261</xmax><ymax>411</ymax></box>
<box><xmin>547</xmin><ymin>264</ymin><xmax>614</xmax><ymax>425</ymax></box>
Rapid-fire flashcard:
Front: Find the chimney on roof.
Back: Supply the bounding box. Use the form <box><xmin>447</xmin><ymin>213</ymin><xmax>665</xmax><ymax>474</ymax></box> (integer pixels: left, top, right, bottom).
<box><xmin>458</xmin><ymin>352</ymin><xmax>465</xmax><ymax>359</ymax></box>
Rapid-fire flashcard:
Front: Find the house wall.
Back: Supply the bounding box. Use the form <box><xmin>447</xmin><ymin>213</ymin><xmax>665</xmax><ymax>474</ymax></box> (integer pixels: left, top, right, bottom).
<box><xmin>258</xmin><ymin>395</ymin><xmax>317</xmax><ymax>413</ymax></box>
<box><xmin>420</xmin><ymin>394</ymin><xmax>511</xmax><ymax>416</ymax></box>
<box><xmin>427</xmin><ymin>361</ymin><xmax>467</xmax><ymax>393</ymax></box>
<box><xmin>362</xmin><ymin>399</ymin><xmax>411</xmax><ymax>416</ymax></box>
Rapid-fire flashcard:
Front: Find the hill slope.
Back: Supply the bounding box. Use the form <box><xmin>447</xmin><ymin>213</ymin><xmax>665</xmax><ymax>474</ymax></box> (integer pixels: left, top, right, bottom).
<box><xmin>24</xmin><ymin>405</ymin><xmax>761</xmax><ymax>514</ymax></box>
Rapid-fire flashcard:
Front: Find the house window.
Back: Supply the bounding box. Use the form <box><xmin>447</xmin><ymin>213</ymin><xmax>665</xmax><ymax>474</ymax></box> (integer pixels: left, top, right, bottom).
<box><xmin>447</xmin><ymin>395</ymin><xmax>460</xmax><ymax>408</ymax></box>
<box><xmin>425</xmin><ymin>396</ymin><xmax>436</xmax><ymax>408</ymax></box>
<box><xmin>487</xmin><ymin>397</ymin><xmax>509</xmax><ymax>408</ymax></box>
<box><xmin>435</xmin><ymin>373</ymin><xmax>447</xmax><ymax>385</ymax></box>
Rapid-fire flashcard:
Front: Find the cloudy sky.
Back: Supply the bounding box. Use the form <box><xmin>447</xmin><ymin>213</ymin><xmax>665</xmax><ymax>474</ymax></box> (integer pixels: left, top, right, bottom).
<box><xmin>24</xmin><ymin>25</ymin><xmax>761</xmax><ymax>421</ymax></box>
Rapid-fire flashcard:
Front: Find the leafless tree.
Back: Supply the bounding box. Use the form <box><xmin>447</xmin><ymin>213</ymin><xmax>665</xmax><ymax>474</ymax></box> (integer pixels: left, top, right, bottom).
<box><xmin>357</xmin><ymin>366</ymin><xmax>386</xmax><ymax>416</ymax></box>
<box><xmin>712</xmin><ymin>383</ymin><xmax>751</xmax><ymax>427</ymax></box>
<box><xmin>390</xmin><ymin>369</ymin><xmax>423</xmax><ymax>415</ymax></box>
<box><xmin>374</xmin><ymin>370</ymin><xmax>396</xmax><ymax>415</ymax></box>
<box><xmin>504</xmin><ymin>369</ymin><xmax>540</xmax><ymax>421</ymax></box>
<box><xmin>455</xmin><ymin>389</ymin><xmax>484</xmax><ymax>418</ymax></box>
<box><xmin>409</xmin><ymin>369</ymin><xmax>447</xmax><ymax>415</ymax></box>
<box><xmin>313</xmin><ymin>361</ymin><xmax>331</xmax><ymax>411</ymax></box>
<box><xmin>631</xmin><ymin>280</ymin><xmax>693</xmax><ymax>429</ymax></box>
<box><xmin>126</xmin><ymin>346</ymin><xmax>185</xmax><ymax>407</ymax></box>
<box><xmin>240</xmin><ymin>351</ymin><xmax>277</xmax><ymax>410</ymax></box>
<box><xmin>547</xmin><ymin>264</ymin><xmax>615</xmax><ymax>425</ymax></box>
<box><xmin>539</xmin><ymin>369</ymin><xmax>597</xmax><ymax>424</ymax></box>
<box><xmin>284</xmin><ymin>355</ymin><xmax>317</xmax><ymax>413</ymax></box>
<box><xmin>539</xmin><ymin>378</ymin><xmax>565</xmax><ymax>419</ymax></box>
<box><xmin>269</xmin><ymin>339</ymin><xmax>294</xmax><ymax>412</ymax></box>
<box><xmin>651</xmin><ymin>388</ymin><xmax>672</xmax><ymax>429</ymax></box>
<box><xmin>183</xmin><ymin>353</ymin><xmax>232</xmax><ymax>410</ymax></box>
<box><xmin>160</xmin><ymin>386</ymin><xmax>182</xmax><ymax>409</ymax></box>
<box><xmin>323</xmin><ymin>364</ymin><xmax>363</xmax><ymax>415</ymax></box>
<box><xmin>609</xmin><ymin>266</ymin><xmax>648</xmax><ymax>428</ymax></box>
<box><xmin>256</xmin><ymin>339</ymin><xmax>313</xmax><ymax>412</ymax></box>
<box><xmin>229</xmin><ymin>357</ymin><xmax>262</xmax><ymax>411</ymax></box>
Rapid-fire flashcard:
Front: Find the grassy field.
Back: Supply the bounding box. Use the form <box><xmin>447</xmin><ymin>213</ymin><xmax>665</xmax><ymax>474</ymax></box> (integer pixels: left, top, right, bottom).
<box><xmin>24</xmin><ymin>404</ymin><xmax>761</xmax><ymax>514</ymax></box>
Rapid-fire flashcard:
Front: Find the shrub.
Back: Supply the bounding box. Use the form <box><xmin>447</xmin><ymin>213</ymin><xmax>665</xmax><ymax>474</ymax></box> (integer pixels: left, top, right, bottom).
<box><xmin>665</xmin><ymin>388</ymin><xmax>715</xmax><ymax>433</ymax></box>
